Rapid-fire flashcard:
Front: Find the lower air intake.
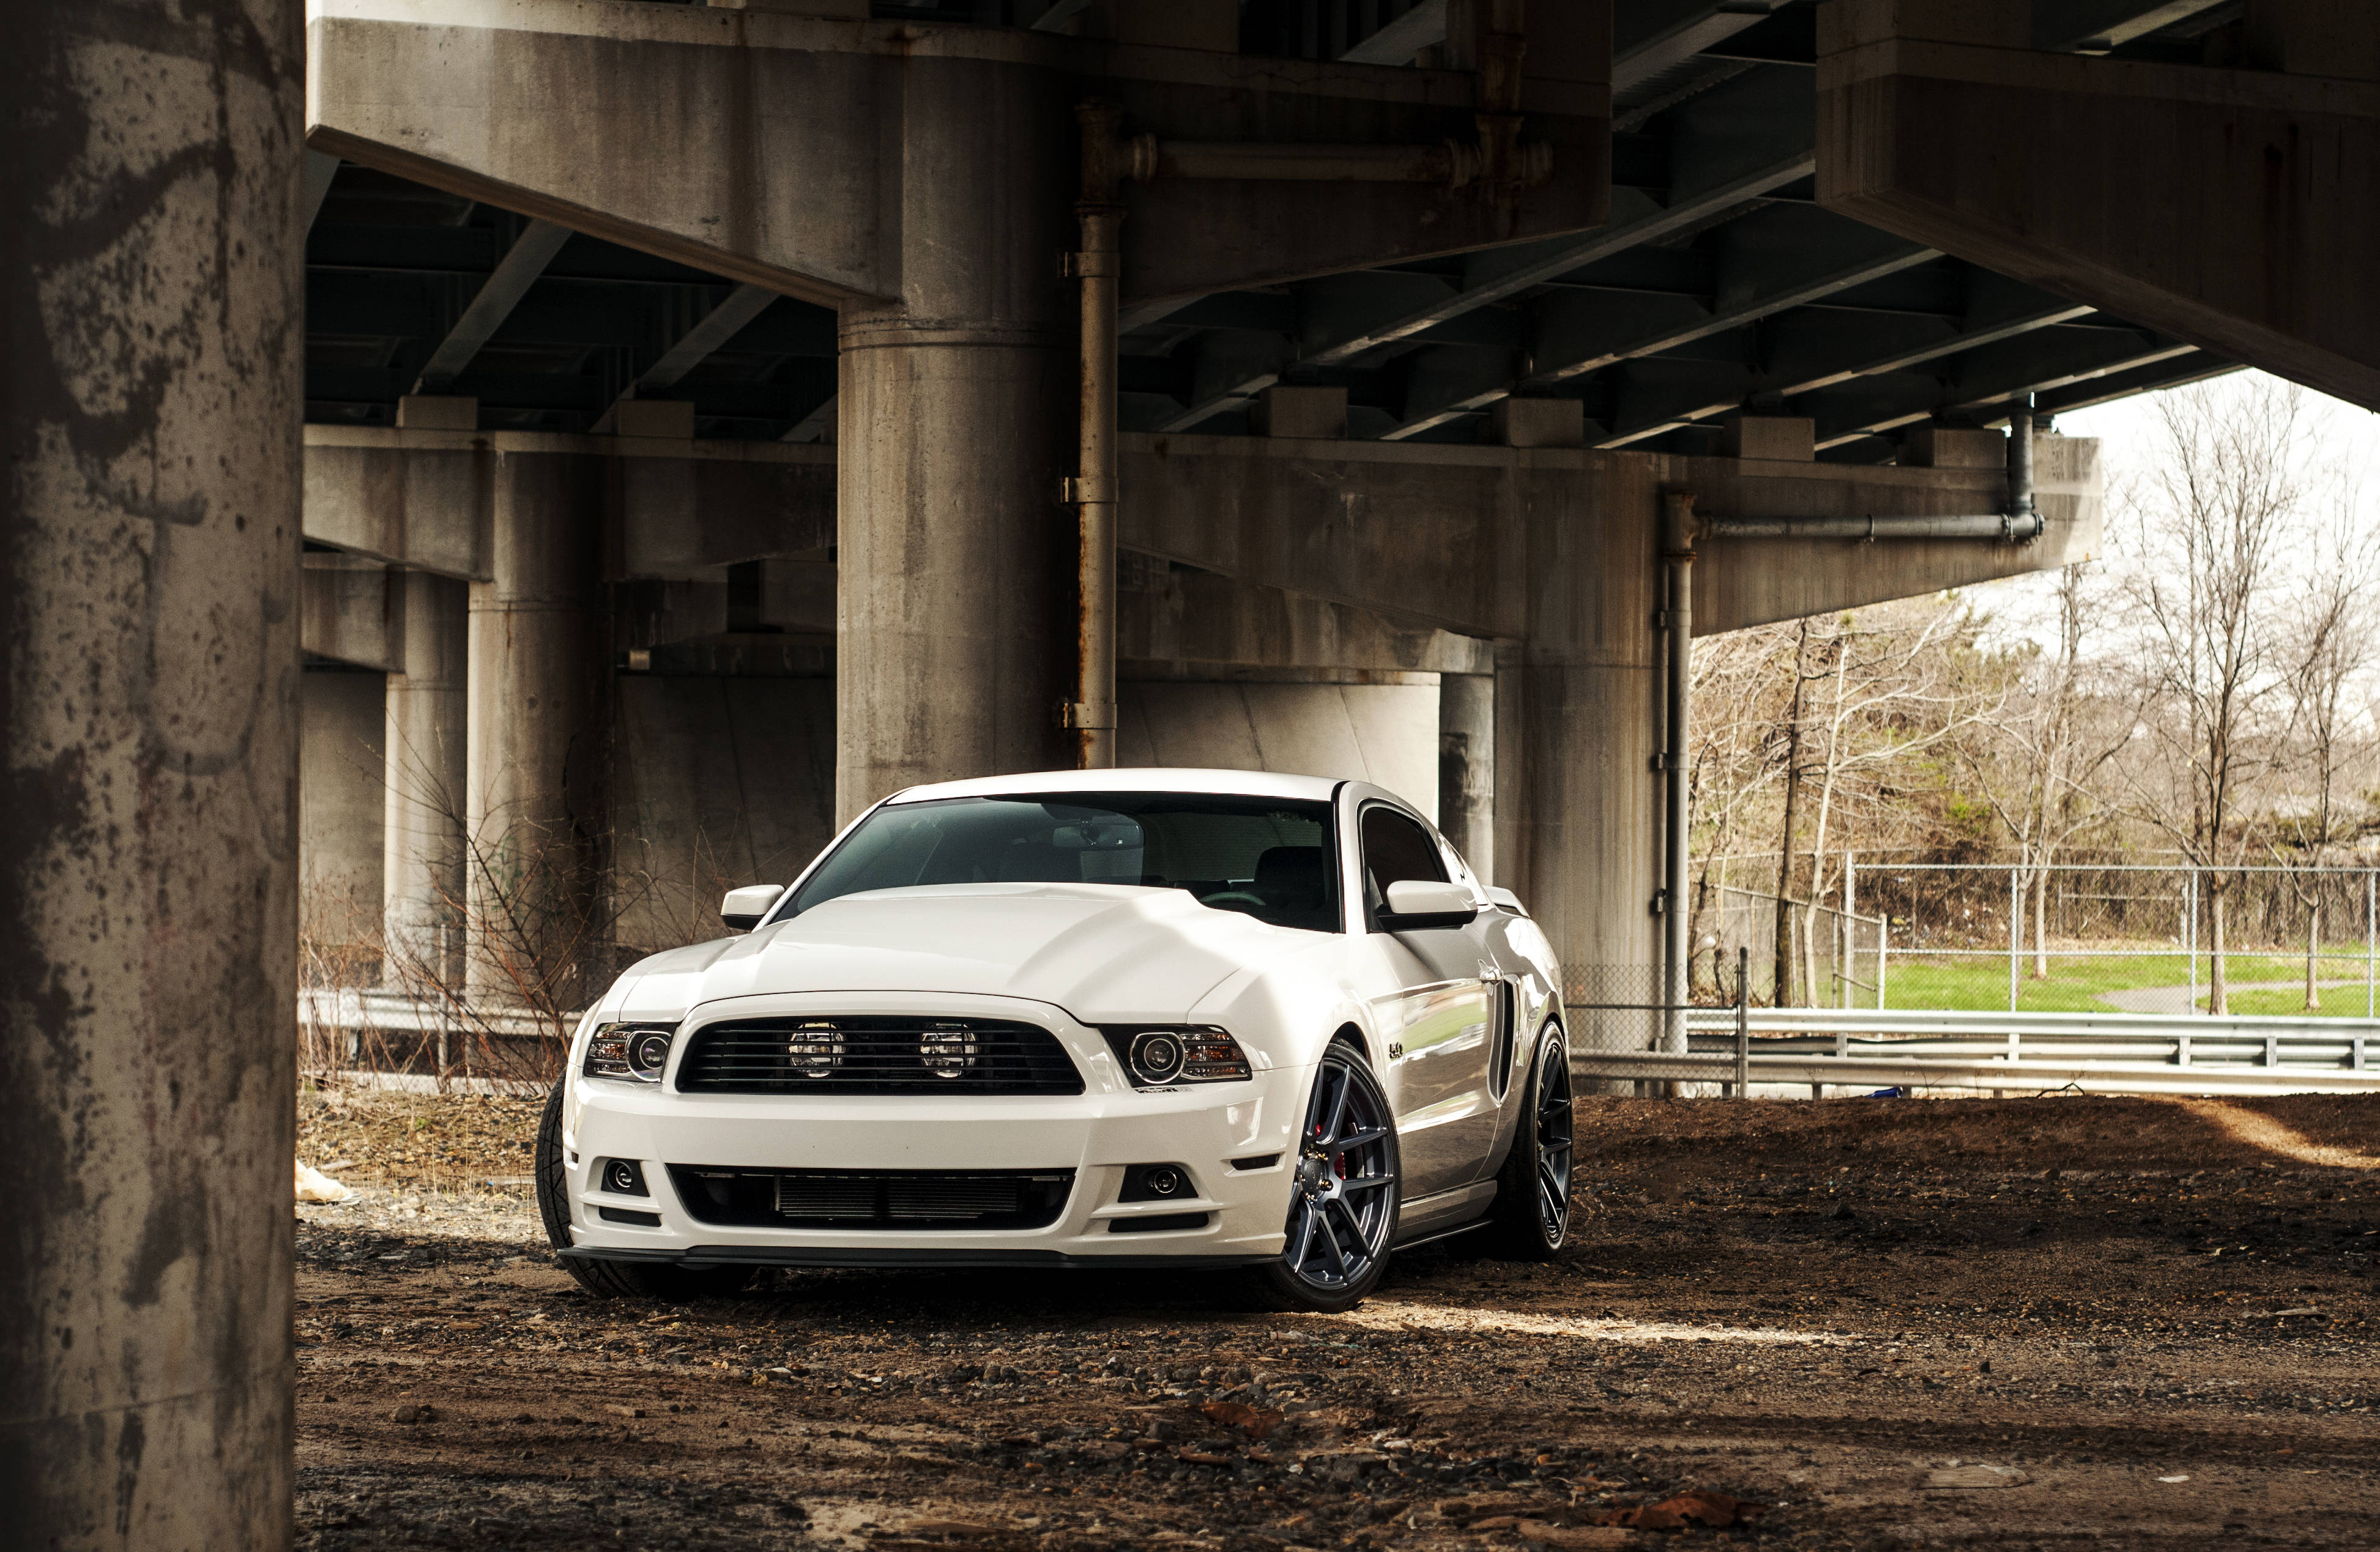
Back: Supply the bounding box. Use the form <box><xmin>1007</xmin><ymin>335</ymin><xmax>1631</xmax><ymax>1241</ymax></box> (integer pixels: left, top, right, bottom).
<box><xmin>667</xmin><ymin>1166</ymin><xmax>1074</xmax><ymax>1230</ymax></box>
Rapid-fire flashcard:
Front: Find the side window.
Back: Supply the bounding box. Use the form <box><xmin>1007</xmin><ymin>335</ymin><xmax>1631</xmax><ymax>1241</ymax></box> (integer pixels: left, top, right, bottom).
<box><xmin>1359</xmin><ymin>806</ymin><xmax>1446</xmax><ymax>929</ymax></box>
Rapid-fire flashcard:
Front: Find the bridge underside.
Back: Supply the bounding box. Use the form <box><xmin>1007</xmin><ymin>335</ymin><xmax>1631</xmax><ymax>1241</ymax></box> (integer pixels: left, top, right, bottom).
<box><xmin>14</xmin><ymin>0</ymin><xmax>2372</xmax><ymax>1542</ymax></box>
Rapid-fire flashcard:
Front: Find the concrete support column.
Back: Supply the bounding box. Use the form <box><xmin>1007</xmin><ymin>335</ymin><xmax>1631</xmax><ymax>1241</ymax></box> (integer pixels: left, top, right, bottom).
<box><xmin>4</xmin><ymin>2</ymin><xmax>302</xmax><ymax>1543</ymax></box>
<box><xmin>1437</xmin><ymin>671</ymin><xmax>1496</xmax><ymax>882</ymax></box>
<box><xmin>834</xmin><ymin>60</ymin><xmax>1072</xmax><ymax>820</ymax></box>
<box><xmin>302</xmin><ymin>669</ymin><xmax>390</xmax><ymax>969</ymax></box>
<box><xmin>467</xmin><ymin>455</ymin><xmax>607</xmax><ymax>1006</ymax></box>
<box><xmin>384</xmin><ymin>572</ymin><xmax>470</xmax><ymax>989</ymax></box>
<box><xmin>1517</xmin><ymin>463</ymin><xmax>1663</xmax><ymax>1068</ymax></box>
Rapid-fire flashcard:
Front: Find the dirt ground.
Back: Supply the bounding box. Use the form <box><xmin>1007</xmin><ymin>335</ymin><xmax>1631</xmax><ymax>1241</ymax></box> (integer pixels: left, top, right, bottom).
<box><xmin>292</xmin><ymin>1084</ymin><xmax>2380</xmax><ymax>1550</ymax></box>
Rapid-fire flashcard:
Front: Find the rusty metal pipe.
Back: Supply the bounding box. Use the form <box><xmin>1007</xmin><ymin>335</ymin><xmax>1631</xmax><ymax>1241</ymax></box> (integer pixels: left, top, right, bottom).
<box><xmin>1070</xmin><ymin>102</ymin><xmax>1124</xmax><ymax>769</ymax></box>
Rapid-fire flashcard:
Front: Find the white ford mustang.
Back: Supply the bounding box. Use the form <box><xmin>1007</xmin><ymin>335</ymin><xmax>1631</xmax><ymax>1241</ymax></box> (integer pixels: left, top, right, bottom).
<box><xmin>534</xmin><ymin>768</ymin><xmax>1573</xmax><ymax>1312</ymax></box>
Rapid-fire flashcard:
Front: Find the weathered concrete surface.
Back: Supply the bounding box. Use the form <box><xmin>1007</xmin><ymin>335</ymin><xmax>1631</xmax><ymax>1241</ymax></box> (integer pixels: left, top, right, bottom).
<box><xmin>1818</xmin><ymin>0</ymin><xmax>2380</xmax><ymax>410</ymax></box>
<box><xmin>612</xmin><ymin>675</ymin><xmax>836</xmax><ymax>956</ymax></box>
<box><xmin>466</xmin><ymin>454</ymin><xmax>608</xmax><ymax>1003</ymax></box>
<box><xmin>384</xmin><ymin>572</ymin><xmax>469</xmax><ymax>987</ymax></box>
<box><xmin>301</xmin><ymin>557</ymin><xmax>404</xmax><ymax>672</ymax></box>
<box><xmin>1114</xmin><ymin>680</ymin><xmax>1440</xmax><ymax>819</ymax></box>
<box><xmin>1119</xmin><ymin>563</ymin><xmax>1495</xmax><ymax>679</ymax></box>
<box><xmin>302</xmin><ymin>670</ymin><xmax>389</xmax><ymax>959</ymax></box>
<box><xmin>304</xmin><ymin>0</ymin><xmax>1608</xmax><ymax>307</ymax></box>
<box><xmin>832</xmin><ymin>56</ymin><xmax>1074</xmax><ymax>821</ymax></box>
<box><xmin>2</xmin><ymin>1</ymin><xmax>303</xmax><ymax>1545</ymax></box>
<box><xmin>1437</xmin><ymin>671</ymin><xmax>1495</xmax><ymax>883</ymax></box>
<box><xmin>1117</xmin><ymin>432</ymin><xmax>2097</xmax><ymax>640</ymax></box>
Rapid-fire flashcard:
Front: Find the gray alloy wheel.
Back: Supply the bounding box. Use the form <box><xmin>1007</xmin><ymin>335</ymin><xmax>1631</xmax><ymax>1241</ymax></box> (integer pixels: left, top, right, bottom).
<box><xmin>1489</xmin><ymin>1027</ymin><xmax>1574</xmax><ymax>1258</ymax></box>
<box><xmin>535</xmin><ymin>1082</ymin><xmax>752</xmax><ymax>1301</ymax></box>
<box><xmin>1245</xmin><ymin>1042</ymin><xmax>1400</xmax><ymax>1313</ymax></box>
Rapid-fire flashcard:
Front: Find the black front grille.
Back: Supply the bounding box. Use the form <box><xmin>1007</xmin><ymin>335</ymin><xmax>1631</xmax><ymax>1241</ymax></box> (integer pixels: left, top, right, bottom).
<box><xmin>666</xmin><ymin>1165</ymin><xmax>1075</xmax><ymax>1230</ymax></box>
<box><xmin>675</xmin><ymin>1015</ymin><xmax>1084</xmax><ymax>1096</ymax></box>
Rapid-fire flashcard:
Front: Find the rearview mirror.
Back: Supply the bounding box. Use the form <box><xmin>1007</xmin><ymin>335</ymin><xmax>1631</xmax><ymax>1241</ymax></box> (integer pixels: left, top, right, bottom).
<box><xmin>1380</xmin><ymin>879</ymin><xmax>1478</xmax><ymax>931</ymax></box>
<box><xmin>720</xmin><ymin>885</ymin><xmax>783</xmax><ymax>932</ymax></box>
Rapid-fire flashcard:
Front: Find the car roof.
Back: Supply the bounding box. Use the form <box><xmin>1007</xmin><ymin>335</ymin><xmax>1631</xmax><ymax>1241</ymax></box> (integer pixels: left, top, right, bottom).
<box><xmin>887</xmin><ymin>767</ymin><xmax>1346</xmax><ymax>804</ymax></box>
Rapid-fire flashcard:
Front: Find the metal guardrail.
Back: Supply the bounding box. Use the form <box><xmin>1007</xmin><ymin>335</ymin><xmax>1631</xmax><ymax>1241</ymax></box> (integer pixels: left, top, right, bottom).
<box><xmin>1571</xmin><ymin>1002</ymin><xmax>2380</xmax><ymax>1096</ymax></box>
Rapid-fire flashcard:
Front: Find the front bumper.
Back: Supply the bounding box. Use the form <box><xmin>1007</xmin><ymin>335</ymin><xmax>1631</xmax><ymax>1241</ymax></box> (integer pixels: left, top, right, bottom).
<box><xmin>563</xmin><ymin>993</ymin><xmax>1306</xmax><ymax>1269</ymax></box>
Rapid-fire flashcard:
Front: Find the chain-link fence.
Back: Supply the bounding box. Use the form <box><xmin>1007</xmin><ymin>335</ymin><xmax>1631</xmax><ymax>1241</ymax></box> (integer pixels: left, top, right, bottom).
<box><xmin>1697</xmin><ymin>859</ymin><xmax>2380</xmax><ymax>1017</ymax></box>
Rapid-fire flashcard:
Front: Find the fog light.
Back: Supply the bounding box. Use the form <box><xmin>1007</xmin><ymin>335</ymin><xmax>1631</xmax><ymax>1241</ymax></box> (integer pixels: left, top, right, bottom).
<box><xmin>1143</xmin><ymin>1165</ymin><xmax>1183</xmax><ymax>1197</ymax></box>
<box><xmin>919</xmin><ymin>1022</ymin><xmax>979</xmax><ymax>1079</ymax></box>
<box><xmin>786</xmin><ymin>1020</ymin><xmax>844</xmax><ymax>1079</ymax></box>
<box><xmin>600</xmin><ymin>1158</ymin><xmax>648</xmax><ymax>1196</ymax></box>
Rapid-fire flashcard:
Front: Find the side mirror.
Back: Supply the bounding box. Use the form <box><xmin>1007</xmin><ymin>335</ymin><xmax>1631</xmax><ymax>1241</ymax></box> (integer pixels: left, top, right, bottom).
<box><xmin>1486</xmin><ymin>886</ymin><xmax>1528</xmax><ymax>918</ymax></box>
<box><xmin>720</xmin><ymin>884</ymin><xmax>784</xmax><ymax>932</ymax></box>
<box><xmin>1380</xmin><ymin>879</ymin><xmax>1479</xmax><ymax>931</ymax></box>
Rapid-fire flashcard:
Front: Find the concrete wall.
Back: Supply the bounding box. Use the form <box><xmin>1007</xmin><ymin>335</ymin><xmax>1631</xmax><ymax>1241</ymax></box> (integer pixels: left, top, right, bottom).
<box><xmin>302</xmin><ymin>669</ymin><xmax>389</xmax><ymax>962</ymax></box>
<box><xmin>1117</xmin><ymin>678</ymin><xmax>1440</xmax><ymax>819</ymax></box>
<box><xmin>612</xmin><ymin>675</ymin><xmax>838</xmax><ymax>956</ymax></box>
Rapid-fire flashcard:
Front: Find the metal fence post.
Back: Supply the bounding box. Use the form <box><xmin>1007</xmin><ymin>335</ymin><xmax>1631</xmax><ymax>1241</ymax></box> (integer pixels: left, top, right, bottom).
<box><xmin>2187</xmin><ymin>867</ymin><xmax>2199</xmax><ymax>1016</ymax></box>
<box><xmin>2366</xmin><ymin>870</ymin><xmax>2374</xmax><ymax>1020</ymax></box>
<box><xmin>1876</xmin><ymin>914</ymin><xmax>1888</xmax><ymax>1010</ymax></box>
<box><xmin>1735</xmin><ymin>945</ymin><xmax>1750</xmax><ymax>1099</ymax></box>
<box><xmin>2009</xmin><ymin>866</ymin><xmax>2021</xmax><ymax>1013</ymax></box>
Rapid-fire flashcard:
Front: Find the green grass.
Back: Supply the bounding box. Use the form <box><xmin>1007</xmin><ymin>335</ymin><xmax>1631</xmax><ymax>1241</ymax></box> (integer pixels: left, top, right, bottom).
<box><xmin>1867</xmin><ymin>952</ymin><xmax>2378</xmax><ymax>1015</ymax></box>
<box><xmin>2211</xmin><ymin>982</ymin><xmax>2380</xmax><ymax>1019</ymax></box>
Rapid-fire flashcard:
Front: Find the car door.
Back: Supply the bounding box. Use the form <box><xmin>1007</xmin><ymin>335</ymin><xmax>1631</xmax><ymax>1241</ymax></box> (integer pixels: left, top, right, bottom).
<box><xmin>1353</xmin><ymin>802</ymin><xmax>1498</xmax><ymax>1200</ymax></box>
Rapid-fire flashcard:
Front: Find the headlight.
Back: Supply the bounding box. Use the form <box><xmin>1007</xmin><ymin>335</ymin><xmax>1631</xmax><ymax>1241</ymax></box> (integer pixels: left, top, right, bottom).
<box><xmin>584</xmin><ymin>1023</ymin><xmax>675</xmax><ymax>1083</ymax></box>
<box><xmin>1102</xmin><ymin>1027</ymin><xmax>1252</xmax><ymax>1088</ymax></box>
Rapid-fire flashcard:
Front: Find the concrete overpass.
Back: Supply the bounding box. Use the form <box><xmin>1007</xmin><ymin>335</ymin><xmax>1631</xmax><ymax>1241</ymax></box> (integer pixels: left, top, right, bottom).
<box><xmin>7</xmin><ymin>0</ymin><xmax>2368</xmax><ymax>1542</ymax></box>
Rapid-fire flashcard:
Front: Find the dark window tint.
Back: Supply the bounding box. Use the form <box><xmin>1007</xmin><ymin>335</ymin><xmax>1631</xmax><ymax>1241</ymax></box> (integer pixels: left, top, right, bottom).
<box><xmin>1359</xmin><ymin>806</ymin><xmax>1446</xmax><ymax>927</ymax></box>
<box><xmin>783</xmin><ymin>792</ymin><xmax>1341</xmax><ymax>933</ymax></box>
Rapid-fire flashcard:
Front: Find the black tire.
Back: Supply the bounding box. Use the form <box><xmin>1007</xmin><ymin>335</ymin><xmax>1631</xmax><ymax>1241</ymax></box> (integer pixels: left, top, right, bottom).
<box><xmin>534</xmin><ymin>1080</ymin><xmax>753</xmax><ymax>1301</ymax></box>
<box><xmin>1243</xmin><ymin>1042</ymin><xmax>1400</xmax><ymax>1313</ymax></box>
<box><xmin>1488</xmin><ymin>1025</ymin><xmax>1574</xmax><ymax>1259</ymax></box>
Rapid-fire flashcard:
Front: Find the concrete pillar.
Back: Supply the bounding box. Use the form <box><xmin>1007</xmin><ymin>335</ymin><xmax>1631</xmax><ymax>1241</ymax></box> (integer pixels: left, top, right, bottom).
<box><xmin>1438</xmin><ymin>671</ymin><xmax>1496</xmax><ymax>882</ymax></box>
<box><xmin>4</xmin><ymin>2</ymin><xmax>301</xmax><ymax>1543</ymax></box>
<box><xmin>835</xmin><ymin>58</ymin><xmax>1073</xmax><ymax>820</ymax></box>
<box><xmin>384</xmin><ymin>572</ymin><xmax>469</xmax><ymax>989</ymax></box>
<box><xmin>467</xmin><ymin>454</ymin><xmax>607</xmax><ymax>1005</ymax></box>
<box><xmin>1519</xmin><ymin>462</ymin><xmax>1663</xmax><ymax>1064</ymax></box>
<box><xmin>302</xmin><ymin>669</ymin><xmax>390</xmax><ymax>969</ymax></box>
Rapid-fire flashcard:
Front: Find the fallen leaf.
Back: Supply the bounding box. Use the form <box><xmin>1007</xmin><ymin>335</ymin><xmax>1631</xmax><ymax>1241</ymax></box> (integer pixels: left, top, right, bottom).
<box><xmin>1199</xmin><ymin>1400</ymin><xmax>1283</xmax><ymax>1440</ymax></box>
<box><xmin>1518</xmin><ymin>1523</ymin><xmax>1632</xmax><ymax>1550</ymax></box>
<box><xmin>1925</xmin><ymin>1465</ymin><xmax>2027</xmax><ymax>1489</ymax></box>
<box><xmin>1435</xmin><ymin>1494</ymin><xmax>1539</xmax><ymax>1523</ymax></box>
<box><xmin>1176</xmin><ymin>1448</ymin><xmax>1235</xmax><ymax>1466</ymax></box>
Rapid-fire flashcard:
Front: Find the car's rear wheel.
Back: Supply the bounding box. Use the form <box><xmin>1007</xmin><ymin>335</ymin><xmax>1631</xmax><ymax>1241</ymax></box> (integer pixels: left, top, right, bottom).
<box><xmin>534</xmin><ymin>1080</ymin><xmax>752</xmax><ymax>1301</ymax></box>
<box><xmin>1488</xmin><ymin>1025</ymin><xmax>1574</xmax><ymax>1258</ymax></box>
<box><xmin>1244</xmin><ymin>1042</ymin><xmax>1400</xmax><ymax>1313</ymax></box>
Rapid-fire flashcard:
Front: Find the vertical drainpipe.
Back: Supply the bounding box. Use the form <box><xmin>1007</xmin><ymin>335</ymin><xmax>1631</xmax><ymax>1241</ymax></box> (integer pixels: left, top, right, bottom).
<box><xmin>1660</xmin><ymin>491</ymin><xmax>1699</xmax><ymax>1063</ymax></box>
<box><xmin>2007</xmin><ymin>392</ymin><xmax>2037</xmax><ymax>540</ymax></box>
<box><xmin>1071</xmin><ymin>101</ymin><xmax>1125</xmax><ymax>768</ymax></box>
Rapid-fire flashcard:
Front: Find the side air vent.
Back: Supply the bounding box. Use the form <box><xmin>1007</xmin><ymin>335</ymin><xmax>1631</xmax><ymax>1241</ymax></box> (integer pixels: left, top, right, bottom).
<box><xmin>674</xmin><ymin>1016</ymin><xmax>1084</xmax><ymax>1096</ymax></box>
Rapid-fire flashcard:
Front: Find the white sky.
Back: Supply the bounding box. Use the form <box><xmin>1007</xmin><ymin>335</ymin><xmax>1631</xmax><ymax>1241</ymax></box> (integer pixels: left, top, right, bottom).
<box><xmin>1969</xmin><ymin>369</ymin><xmax>2380</xmax><ymax>640</ymax></box>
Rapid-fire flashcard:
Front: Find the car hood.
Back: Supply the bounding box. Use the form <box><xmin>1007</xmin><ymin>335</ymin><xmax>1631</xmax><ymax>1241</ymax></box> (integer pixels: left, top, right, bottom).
<box><xmin>608</xmin><ymin>882</ymin><xmax>1316</xmax><ymax>1024</ymax></box>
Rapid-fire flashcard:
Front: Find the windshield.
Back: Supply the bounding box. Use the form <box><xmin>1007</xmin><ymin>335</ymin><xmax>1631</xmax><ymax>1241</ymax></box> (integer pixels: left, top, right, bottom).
<box><xmin>781</xmin><ymin>792</ymin><xmax>1341</xmax><ymax>933</ymax></box>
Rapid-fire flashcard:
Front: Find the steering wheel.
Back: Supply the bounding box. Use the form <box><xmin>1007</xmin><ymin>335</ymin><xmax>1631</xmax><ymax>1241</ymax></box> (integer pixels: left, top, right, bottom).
<box><xmin>1202</xmin><ymin>890</ymin><xmax>1268</xmax><ymax>910</ymax></box>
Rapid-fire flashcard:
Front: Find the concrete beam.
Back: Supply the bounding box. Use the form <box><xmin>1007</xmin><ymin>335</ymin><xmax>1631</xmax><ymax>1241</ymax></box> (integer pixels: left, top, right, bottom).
<box><xmin>308</xmin><ymin>0</ymin><xmax>1610</xmax><ymax>311</ymax></box>
<box><xmin>1687</xmin><ymin>433</ymin><xmax>2103</xmax><ymax>631</ymax></box>
<box><xmin>412</xmin><ymin>218</ymin><xmax>571</xmax><ymax>394</ymax></box>
<box><xmin>300</xmin><ymin>426</ymin><xmax>834</xmax><ymax>581</ymax></box>
<box><xmin>1118</xmin><ymin>560</ymin><xmax>1495</xmax><ymax>678</ymax></box>
<box><xmin>302</xmin><ymin>558</ymin><xmax>406</xmax><ymax>672</ymax></box>
<box><xmin>590</xmin><ymin>281</ymin><xmax>779</xmax><ymax>433</ymax></box>
<box><xmin>1817</xmin><ymin>0</ymin><xmax>2380</xmax><ymax>411</ymax></box>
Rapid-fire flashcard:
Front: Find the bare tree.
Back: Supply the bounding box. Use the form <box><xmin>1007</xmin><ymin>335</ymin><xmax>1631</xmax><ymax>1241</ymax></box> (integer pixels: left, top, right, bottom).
<box><xmin>2115</xmin><ymin>379</ymin><xmax>2314</xmax><ymax>1012</ymax></box>
<box><xmin>1958</xmin><ymin>561</ymin><xmax>2129</xmax><ymax>978</ymax></box>
<box><xmin>2270</xmin><ymin>487</ymin><xmax>2380</xmax><ymax>1007</ymax></box>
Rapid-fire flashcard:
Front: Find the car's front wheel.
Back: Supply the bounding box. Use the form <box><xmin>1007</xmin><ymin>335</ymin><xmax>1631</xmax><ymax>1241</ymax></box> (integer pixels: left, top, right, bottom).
<box><xmin>1488</xmin><ymin>1025</ymin><xmax>1574</xmax><ymax>1258</ymax></box>
<box><xmin>1244</xmin><ymin>1042</ymin><xmax>1400</xmax><ymax>1313</ymax></box>
<box><xmin>534</xmin><ymin>1082</ymin><xmax>752</xmax><ymax>1301</ymax></box>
